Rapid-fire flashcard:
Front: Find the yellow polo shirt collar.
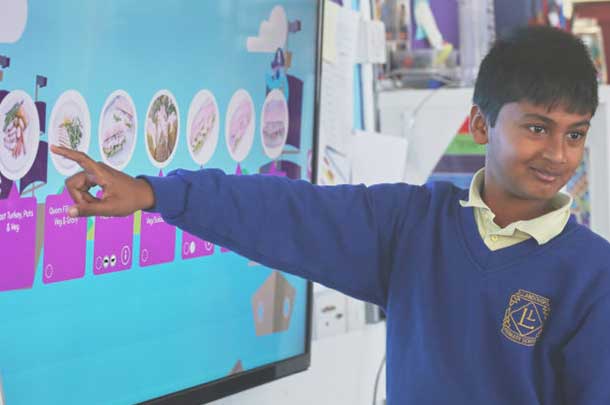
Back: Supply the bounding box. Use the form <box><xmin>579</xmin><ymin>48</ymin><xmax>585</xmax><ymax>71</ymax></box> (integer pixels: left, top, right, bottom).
<box><xmin>459</xmin><ymin>169</ymin><xmax>573</xmax><ymax>250</ymax></box>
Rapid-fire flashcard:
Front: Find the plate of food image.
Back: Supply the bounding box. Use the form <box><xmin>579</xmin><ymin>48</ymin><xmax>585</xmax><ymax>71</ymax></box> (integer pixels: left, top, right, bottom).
<box><xmin>145</xmin><ymin>90</ymin><xmax>180</xmax><ymax>168</ymax></box>
<box><xmin>0</xmin><ymin>90</ymin><xmax>40</xmax><ymax>181</ymax></box>
<box><xmin>49</xmin><ymin>90</ymin><xmax>91</xmax><ymax>176</ymax></box>
<box><xmin>261</xmin><ymin>89</ymin><xmax>289</xmax><ymax>159</ymax></box>
<box><xmin>186</xmin><ymin>90</ymin><xmax>219</xmax><ymax>166</ymax></box>
<box><xmin>225</xmin><ymin>89</ymin><xmax>255</xmax><ymax>163</ymax></box>
<box><xmin>98</xmin><ymin>90</ymin><xmax>138</xmax><ymax>170</ymax></box>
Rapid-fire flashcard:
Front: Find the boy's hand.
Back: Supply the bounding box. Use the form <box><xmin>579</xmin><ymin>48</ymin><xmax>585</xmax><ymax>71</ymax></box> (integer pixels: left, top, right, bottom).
<box><xmin>50</xmin><ymin>145</ymin><xmax>155</xmax><ymax>218</ymax></box>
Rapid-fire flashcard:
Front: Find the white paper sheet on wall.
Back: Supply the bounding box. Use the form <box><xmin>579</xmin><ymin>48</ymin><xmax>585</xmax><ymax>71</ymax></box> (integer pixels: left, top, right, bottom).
<box><xmin>319</xmin><ymin>1</ymin><xmax>359</xmax><ymax>153</ymax></box>
<box><xmin>322</xmin><ymin>0</ymin><xmax>339</xmax><ymax>63</ymax></box>
<box><xmin>350</xmin><ymin>130</ymin><xmax>408</xmax><ymax>186</ymax></box>
<box><xmin>319</xmin><ymin>145</ymin><xmax>351</xmax><ymax>185</ymax></box>
<box><xmin>357</xmin><ymin>20</ymin><xmax>387</xmax><ymax>64</ymax></box>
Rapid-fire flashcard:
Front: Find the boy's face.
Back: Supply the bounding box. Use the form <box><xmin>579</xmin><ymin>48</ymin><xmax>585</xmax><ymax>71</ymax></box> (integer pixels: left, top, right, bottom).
<box><xmin>472</xmin><ymin>100</ymin><xmax>592</xmax><ymax>201</ymax></box>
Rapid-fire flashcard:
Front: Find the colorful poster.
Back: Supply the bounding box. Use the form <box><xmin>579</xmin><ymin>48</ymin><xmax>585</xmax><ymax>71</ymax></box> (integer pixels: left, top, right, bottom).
<box><xmin>427</xmin><ymin>117</ymin><xmax>485</xmax><ymax>189</ymax></box>
<box><xmin>566</xmin><ymin>147</ymin><xmax>591</xmax><ymax>227</ymax></box>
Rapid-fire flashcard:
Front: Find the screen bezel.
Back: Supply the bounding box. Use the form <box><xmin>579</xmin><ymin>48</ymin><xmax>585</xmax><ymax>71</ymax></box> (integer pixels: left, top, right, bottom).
<box><xmin>141</xmin><ymin>1</ymin><xmax>322</xmax><ymax>403</ymax></box>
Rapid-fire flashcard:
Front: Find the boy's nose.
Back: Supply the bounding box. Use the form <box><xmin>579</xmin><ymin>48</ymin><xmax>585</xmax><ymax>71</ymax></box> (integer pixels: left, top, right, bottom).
<box><xmin>541</xmin><ymin>135</ymin><xmax>568</xmax><ymax>164</ymax></box>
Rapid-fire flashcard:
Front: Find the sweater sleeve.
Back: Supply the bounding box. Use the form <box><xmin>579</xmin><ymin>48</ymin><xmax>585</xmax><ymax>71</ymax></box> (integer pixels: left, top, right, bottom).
<box><xmin>140</xmin><ymin>168</ymin><xmax>417</xmax><ymax>307</ymax></box>
<box><xmin>560</xmin><ymin>292</ymin><xmax>610</xmax><ymax>404</ymax></box>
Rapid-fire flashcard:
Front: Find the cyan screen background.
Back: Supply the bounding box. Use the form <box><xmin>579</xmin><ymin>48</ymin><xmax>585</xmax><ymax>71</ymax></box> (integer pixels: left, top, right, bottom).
<box><xmin>0</xmin><ymin>1</ymin><xmax>315</xmax><ymax>403</ymax></box>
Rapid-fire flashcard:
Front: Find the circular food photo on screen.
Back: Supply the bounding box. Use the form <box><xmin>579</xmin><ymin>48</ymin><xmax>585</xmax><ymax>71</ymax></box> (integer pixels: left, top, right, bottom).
<box><xmin>145</xmin><ymin>90</ymin><xmax>180</xmax><ymax>168</ymax></box>
<box><xmin>98</xmin><ymin>90</ymin><xmax>138</xmax><ymax>170</ymax></box>
<box><xmin>260</xmin><ymin>89</ymin><xmax>289</xmax><ymax>159</ymax></box>
<box><xmin>186</xmin><ymin>90</ymin><xmax>219</xmax><ymax>166</ymax></box>
<box><xmin>49</xmin><ymin>90</ymin><xmax>91</xmax><ymax>176</ymax></box>
<box><xmin>225</xmin><ymin>89</ymin><xmax>255</xmax><ymax>162</ymax></box>
<box><xmin>0</xmin><ymin>90</ymin><xmax>40</xmax><ymax>181</ymax></box>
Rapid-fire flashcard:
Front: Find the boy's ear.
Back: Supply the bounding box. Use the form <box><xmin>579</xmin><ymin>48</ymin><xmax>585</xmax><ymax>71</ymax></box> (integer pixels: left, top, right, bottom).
<box><xmin>469</xmin><ymin>105</ymin><xmax>489</xmax><ymax>145</ymax></box>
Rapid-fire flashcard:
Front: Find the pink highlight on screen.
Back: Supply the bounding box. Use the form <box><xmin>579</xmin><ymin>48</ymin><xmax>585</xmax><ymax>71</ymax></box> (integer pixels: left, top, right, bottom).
<box><xmin>181</xmin><ymin>232</ymin><xmax>215</xmax><ymax>260</ymax></box>
<box><xmin>189</xmin><ymin>98</ymin><xmax>216</xmax><ymax>155</ymax></box>
<box><xmin>139</xmin><ymin>170</ymin><xmax>176</xmax><ymax>266</ymax></box>
<box><xmin>262</xmin><ymin>100</ymin><xmax>287</xmax><ymax>149</ymax></box>
<box><xmin>0</xmin><ymin>184</ymin><xmax>37</xmax><ymax>292</ymax></box>
<box><xmin>43</xmin><ymin>188</ymin><xmax>87</xmax><ymax>284</ymax></box>
<box><xmin>228</xmin><ymin>99</ymin><xmax>252</xmax><ymax>154</ymax></box>
<box><xmin>93</xmin><ymin>191</ymin><xmax>133</xmax><ymax>275</ymax></box>
<box><xmin>263</xmin><ymin>161</ymin><xmax>287</xmax><ymax>178</ymax></box>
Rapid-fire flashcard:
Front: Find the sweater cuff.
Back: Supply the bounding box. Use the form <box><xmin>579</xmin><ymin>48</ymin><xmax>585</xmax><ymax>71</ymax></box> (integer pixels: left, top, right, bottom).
<box><xmin>137</xmin><ymin>173</ymin><xmax>187</xmax><ymax>218</ymax></box>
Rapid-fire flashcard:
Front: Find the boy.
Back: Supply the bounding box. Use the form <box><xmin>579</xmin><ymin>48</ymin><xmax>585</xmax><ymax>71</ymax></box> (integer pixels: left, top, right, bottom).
<box><xmin>52</xmin><ymin>26</ymin><xmax>609</xmax><ymax>404</ymax></box>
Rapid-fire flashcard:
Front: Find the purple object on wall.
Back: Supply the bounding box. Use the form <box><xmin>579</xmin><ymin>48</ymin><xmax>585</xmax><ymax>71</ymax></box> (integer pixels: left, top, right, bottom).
<box><xmin>139</xmin><ymin>170</ymin><xmax>176</xmax><ymax>266</ymax></box>
<box><xmin>260</xmin><ymin>160</ymin><xmax>301</xmax><ymax>180</ymax></box>
<box><xmin>36</xmin><ymin>75</ymin><xmax>47</xmax><ymax>88</ymax></box>
<box><xmin>0</xmin><ymin>90</ymin><xmax>8</xmax><ymax>103</ymax></box>
<box><xmin>140</xmin><ymin>210</ymin><xmax>176</xmax><ymax>266</ymax></box>
<box><xmin>0</xmin><ymin>172</ymin><xmax>12</xmax><ymax>199</ymax></box>
<box><xmin>280</xmin><ymin>161</ymin><xmax>301</xmax><ymax>180</ymax></box>
<box><xmin>20</xmin><ymin>140</ymin><xmax>48</xmax><ymax>195</ymax></box>
<box><xmin>181</xmin><ymin>232</ymin><xmax>215</xmax><ymax>260</ymax></box>
<box><xmin>35</xmin><ymin>101</ymin><xmax>46</xmax><ymax>133</ymax></box>
<box><xmin>494</xmin><ymin>0</ymin><xmax>536</xmax><ymax>39</ymax></box>
<box><xmin>288</xmin><ymin>20</ymin><xmax>302</xmax><ymax>33</ymax></box>
<box><xmin>43</xmin><ymin>188</ymin><xmax>87</xmax><ymax>284</ymax></box>
<box><xmin>286</xmin><ymin>75</ymin><xmax>303</xmax><ymax>149</ymax></box>
<box><xmin>0</xmin><ymin>184</ymin><xmax>37</xmax><ymax>292</ymax></box>
<box><xmin>94</xmin><ymin>189</ymin><xmax>134</xmax><ymax>275</ymax></box>
<box><xmin>433</xmin><ymin>154</ymin><xmax>485</xmax><ymax>173</ymax></box>
<box><xmin>259</xmin><ymin>161</ymin><xmax>287</xmax><ymax>178</ymax></box>
<box><xmin>411</xmin><ymin>0</ymin><xmax>459</xmax><ymax>49</ymax></box>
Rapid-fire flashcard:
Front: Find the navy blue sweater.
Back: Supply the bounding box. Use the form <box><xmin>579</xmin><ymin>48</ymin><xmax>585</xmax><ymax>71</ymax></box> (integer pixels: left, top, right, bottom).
<box><xmin>144</xmin><ymin>169</ymin><xmax>610</xmax><ymax>405</ymax></box>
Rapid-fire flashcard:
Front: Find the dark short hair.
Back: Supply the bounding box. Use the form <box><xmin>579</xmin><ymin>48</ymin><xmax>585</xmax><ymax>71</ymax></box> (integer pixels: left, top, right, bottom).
<box><xmin>473</xmin><ymin>26</ymin><xmax>599</xmax><ymax>127</ymax></box>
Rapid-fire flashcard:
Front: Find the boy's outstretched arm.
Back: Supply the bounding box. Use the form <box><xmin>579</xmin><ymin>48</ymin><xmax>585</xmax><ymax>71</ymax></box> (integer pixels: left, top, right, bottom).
<box><xmin>52</xmin><ymin>145</ymin><xmax>416</xmax><ymax>308</ymax></box>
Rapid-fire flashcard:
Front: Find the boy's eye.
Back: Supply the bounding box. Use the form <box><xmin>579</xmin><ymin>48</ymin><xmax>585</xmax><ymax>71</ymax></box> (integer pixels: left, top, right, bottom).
<box><xmin>567</xmin><ymin>132</ymin><xmax>585</xmax><ymax>141</ymax></box>
<box><xmin>528</xmin><ymin>125</ymin><xmax>546</xmax><ymax>135</ymax></box>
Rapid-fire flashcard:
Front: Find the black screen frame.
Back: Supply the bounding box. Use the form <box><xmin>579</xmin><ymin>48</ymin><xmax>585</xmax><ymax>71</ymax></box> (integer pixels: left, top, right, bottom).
<box><xmin>141</xmin><ymin>1</ymin><xmax>323</xmax><ymax>403</ymax></box>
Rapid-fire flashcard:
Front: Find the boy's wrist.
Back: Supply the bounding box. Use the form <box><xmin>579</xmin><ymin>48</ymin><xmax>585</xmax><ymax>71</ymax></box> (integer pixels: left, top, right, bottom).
<box><xmin>135</xmin><ymin>178</ymin><xmax>155</xmax><ymax>211</ymax></box>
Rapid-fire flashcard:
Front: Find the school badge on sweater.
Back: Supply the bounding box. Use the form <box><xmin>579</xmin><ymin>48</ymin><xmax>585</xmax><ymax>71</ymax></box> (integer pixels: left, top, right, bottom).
<box><xmin>501</xmin><ymin>289</ymin><xmax>550</xmax><ymax>347</ymax></box>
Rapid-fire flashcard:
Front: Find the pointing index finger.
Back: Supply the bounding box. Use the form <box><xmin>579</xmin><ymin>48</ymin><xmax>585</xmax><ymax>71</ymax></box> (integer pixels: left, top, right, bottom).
<box><xmin>50</xmin><ymin>145</ymin><xmax>103</xmax><ymax>175</ymax></box>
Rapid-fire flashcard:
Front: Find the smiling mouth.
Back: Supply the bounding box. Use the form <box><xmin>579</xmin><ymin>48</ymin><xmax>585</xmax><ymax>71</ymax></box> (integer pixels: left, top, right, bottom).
<box><xmin>530</xmin><ymin>167</ymin><xmax>561</xmax><ymax>183</ymax></box>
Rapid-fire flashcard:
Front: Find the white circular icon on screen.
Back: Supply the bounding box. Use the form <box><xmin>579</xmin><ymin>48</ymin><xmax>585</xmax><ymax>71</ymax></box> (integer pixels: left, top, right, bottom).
<box><xmin>98</xmin><ymin>90</ymin><xmax>138</xmax><ymax>170</ymax></box>
<box><xmin>49</xmin><ymin>90</ymin><xmax>91</xmax><ymax>176</ymax></box>
<box><xmin>0</xmin><ymin>90</ymin><xmax>40</xmax><ymax>181</ymax></box>
<box><xmin>141</xmin><ymin>249</ymin><xmax>149</xmax><ymax>263</ymax></box>
<box><xmin>225</xmin><ymin>89</ymin><xmax>255</xmax><ymax>163</ymax></box>
<box><xmin>144</xmin><ymin>90</ymin><xmax>180</xmax><ymax>169</ymax></box>
<box><xmin>44</xmin><ymin>264</ymin><xmax>54</xmax><ymax>279</ymax></box>
<box><xmin>121</xmin><ymin>245</ymin><xmax>131</xmax><ymax>265</ymax></box>
<box><xmin>260</xmin><ymin>89</ymin><xmax>289</xmax><ymax>159</ymax></box>
<box><xmin>186</xmin><ymin>90</ymin><xmax>219</xmax><ymax>166</ymax></box>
